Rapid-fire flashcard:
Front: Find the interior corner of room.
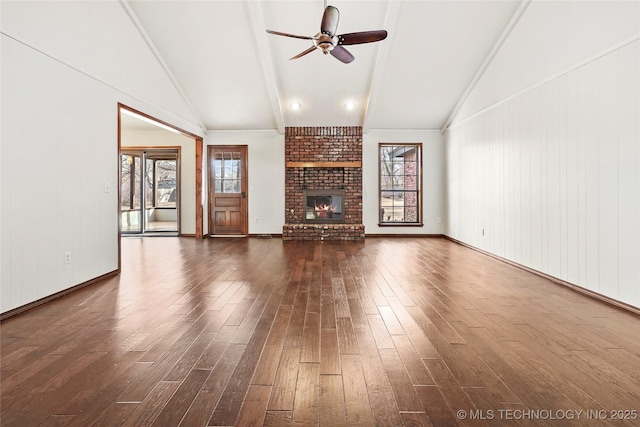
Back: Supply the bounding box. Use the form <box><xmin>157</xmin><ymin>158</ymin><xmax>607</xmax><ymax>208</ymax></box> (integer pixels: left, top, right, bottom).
<box><xmin>1</xmin><ymin>0</ymin><xmax>638</xmax><ymax>325</ymax></box>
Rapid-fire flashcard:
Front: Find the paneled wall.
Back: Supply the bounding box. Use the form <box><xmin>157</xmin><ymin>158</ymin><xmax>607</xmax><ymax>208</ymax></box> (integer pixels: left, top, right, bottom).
<box><xmin>1</xmin><ymin>2</ymin><xmax>204</xmax><ymax>314</ymax></box>
<box><xmin>1</xmin><ymin>35</ymin><xmax>121</xmax><ymax>313</ymax></box>
<box><xmin>445</xmin><ymin>40</ymin><xmax>640</xmax><ymax>308</ymax></box>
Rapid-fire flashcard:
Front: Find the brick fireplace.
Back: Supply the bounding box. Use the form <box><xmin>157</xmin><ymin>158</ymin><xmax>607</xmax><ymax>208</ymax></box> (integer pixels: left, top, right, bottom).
<box><xmin>283</xmin><ymin>126</ymin><xmax>365</xmax><ymax>240</ymax></box>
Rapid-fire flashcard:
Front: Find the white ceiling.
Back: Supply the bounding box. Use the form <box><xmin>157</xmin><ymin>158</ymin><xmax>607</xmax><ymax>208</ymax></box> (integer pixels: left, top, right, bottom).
<box><xmin>124</xmin><ymin>0</ymin><xmax>523</xmax><ymax>132</ymax></box>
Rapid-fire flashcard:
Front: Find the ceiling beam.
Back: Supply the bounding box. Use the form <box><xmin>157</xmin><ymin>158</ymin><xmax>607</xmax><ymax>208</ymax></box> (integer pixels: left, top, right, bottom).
<box><xmin>362</xmin><ymin>0</ymin><xmax>403</xmax><ymax>134</ymax></box>
<box><xmin>245</xmin><ymin>0</ymin><xmax>285</xmax><ymax>134</ymax></box>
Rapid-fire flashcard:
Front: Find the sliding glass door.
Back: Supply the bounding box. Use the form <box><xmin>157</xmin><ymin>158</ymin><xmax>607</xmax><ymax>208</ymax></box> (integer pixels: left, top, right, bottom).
<box><xmin>120</xmin><ymin>149</ymin><xmax>179</xmax><ymax>234</ymax></box>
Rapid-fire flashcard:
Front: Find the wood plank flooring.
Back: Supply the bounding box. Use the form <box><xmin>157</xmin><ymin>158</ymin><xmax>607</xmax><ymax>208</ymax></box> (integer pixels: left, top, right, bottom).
<box><xmin>2</xmin><ymin>236</ymin><xmax>640</xmax><ymax>426</ymax></box>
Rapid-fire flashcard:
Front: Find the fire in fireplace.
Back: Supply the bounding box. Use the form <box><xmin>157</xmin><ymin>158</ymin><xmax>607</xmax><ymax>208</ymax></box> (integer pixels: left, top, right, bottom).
<box><xmin>304</xmin><ymin>190</ymin><xmax>344</xmax><ymax>223</ymax></box>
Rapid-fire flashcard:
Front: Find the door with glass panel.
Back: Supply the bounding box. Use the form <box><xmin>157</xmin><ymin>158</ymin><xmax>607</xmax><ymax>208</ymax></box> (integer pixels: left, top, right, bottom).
<box><xmin>208</xmin><ymin>145</ymin><xmax>248</xmax><ymax>235</ymax></box>
<box><xmin>120</xmin><ymin>149</ymin><xmax>179</xmax><ymax>234</ymax></box>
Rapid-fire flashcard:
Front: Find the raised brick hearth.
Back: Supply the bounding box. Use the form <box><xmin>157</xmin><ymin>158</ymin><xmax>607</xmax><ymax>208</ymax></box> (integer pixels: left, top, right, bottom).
<box><xmin>283</xmin><ymin>126</ymin><xmax>364</xmax><ymax>240</ymax></box>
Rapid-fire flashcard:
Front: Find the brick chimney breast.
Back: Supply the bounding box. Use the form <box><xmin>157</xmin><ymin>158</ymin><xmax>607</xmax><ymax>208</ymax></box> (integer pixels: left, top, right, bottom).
<box><xmin>283</xmin><ymin>126</ymin><xmax>364</xmax><ymax>240</ymax></box>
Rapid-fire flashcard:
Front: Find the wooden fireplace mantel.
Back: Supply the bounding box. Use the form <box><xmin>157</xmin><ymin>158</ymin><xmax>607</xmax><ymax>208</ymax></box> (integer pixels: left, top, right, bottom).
<box><xmin>286</xmin><ymin>161</ymin><xmax>361</xmax><ymax>168</ymax></box>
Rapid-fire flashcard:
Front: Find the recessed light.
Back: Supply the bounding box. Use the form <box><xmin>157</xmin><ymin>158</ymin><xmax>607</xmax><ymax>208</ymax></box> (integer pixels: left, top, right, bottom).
<box><xmin>290</xmin><ymin>101</ymin><xmax>301</xmax><ymax>110</ymax></box>
<box><xmin>345</xmin><ymin>101</ymin><xmax>356</xmax><ymax>110</ymax></box>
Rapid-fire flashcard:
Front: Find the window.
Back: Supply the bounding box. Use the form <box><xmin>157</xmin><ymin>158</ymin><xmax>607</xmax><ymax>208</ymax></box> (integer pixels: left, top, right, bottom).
<box><xmin>379</xmin><ymin>143</ymin><xmax>422</xmax><ymax>225</ymax></box>
<box><xmin>213</xmin><ymin>151</ymin><xmax>242</xmax><ymax>193</ymax></box>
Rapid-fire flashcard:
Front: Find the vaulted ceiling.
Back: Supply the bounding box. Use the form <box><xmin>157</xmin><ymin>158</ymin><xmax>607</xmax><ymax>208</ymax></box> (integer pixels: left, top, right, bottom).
<box><xmin>121</xmin><ymin>0</ymin><xmax>525</xmax><ymax>133</ymax></box>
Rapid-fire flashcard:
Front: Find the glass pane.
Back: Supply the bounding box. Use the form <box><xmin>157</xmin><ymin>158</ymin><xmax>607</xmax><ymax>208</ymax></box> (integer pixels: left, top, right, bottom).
<box><xmin>393</xmin><ymin>173</ymin><xmax>403</xmax><ymax>190</ymax></box>
<box><xmin>215</xmin><ymin>159</ymin><xmax>223</xmax><ymax>179</ymax></box>
<box><xmin>232</xmin><ymin>159</ymin><xmax>241</xmax><ymax>179</ymax></box>
<box><xmin>403</xmin><ymin>189</ymin><xmax>418</xmax><ymax>221</ymax></box>
<box><xmin>133</xmin><ymin>157</ymin><xmax>141</xmax><ymax>209</ymax></box>
<box><xmin>156</xmin><ymin>160</ymin><xmax>177</xmax><ymax>207</ymax></box>
<box><xmin>381</xmin><ymin>175</ymin><xmax>392</xmax><ymax>190</ymax></box>
<box><xmin>120</xmin><ymin>155</ymin><xmax>133</xmax><ymax>210</ymax></box>
<box><xmin>145</xmin><ymin>158</ymin><xmax>154</xmax><ymax>208</ymax></box>
<box><xmin>224</xmin><ymin>152</ymin><xmax>232</xmax><ymax>180</ymax></box>
<box><xmin>233</xmin><ymin>151</ymin><xmax>242</xmax><ymax>181</ymax></box>
<box><xmin>215</xmin><ymin>179</ymin><xmax>222</xmax><ymax>193</ymax></box>
<box><xmin>224</xmin><ymin>163</ymin><xmax>233</xmax><ymax>179</ymax></box>
<box><xmin>380</xmin><ymin>191</ymin><xmax>398</xmax><ymax>222</ymax></box>
<box><xmin>121</xmin><ymin>154</ymin><xmax>142</xmax><ymax>233</ymax></box>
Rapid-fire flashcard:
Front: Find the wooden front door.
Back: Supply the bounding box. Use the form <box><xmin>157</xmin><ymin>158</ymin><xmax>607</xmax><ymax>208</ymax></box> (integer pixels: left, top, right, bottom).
<box><xmin>208</xmin><ymin>145</ymin><xmax>248</xmax><ymax>235</ymax></box>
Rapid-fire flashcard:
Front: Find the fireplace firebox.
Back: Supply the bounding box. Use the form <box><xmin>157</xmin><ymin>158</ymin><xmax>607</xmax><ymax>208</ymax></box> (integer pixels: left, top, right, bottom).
<box><xmin>304</xmin><ymin>190</ymin><xmax>344</xmax><ymax>223</ymax></box>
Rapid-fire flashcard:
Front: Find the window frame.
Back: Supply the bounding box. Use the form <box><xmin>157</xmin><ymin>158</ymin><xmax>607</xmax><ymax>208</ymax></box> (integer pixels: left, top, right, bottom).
<box><xmin>378</xmin><ymin>142</ymin><xmax>423</xmax><ymax>227</ymax></box>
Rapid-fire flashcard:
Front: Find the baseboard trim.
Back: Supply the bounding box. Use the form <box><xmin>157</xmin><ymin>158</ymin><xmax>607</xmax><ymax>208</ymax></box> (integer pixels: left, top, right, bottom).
<box><xmin>365</xmin><ymin>234</ymin><xmax>445</xmax><ymax>238</ymax></box>
<box><xmin>444</xmin><ymin>236</ymin><xmax>640</xmax><ymax>317</ymax></box>
<box><xmin>0</xmin><ymin>270</ymin><xmax>120</xmax><ymax>322</ymax></box>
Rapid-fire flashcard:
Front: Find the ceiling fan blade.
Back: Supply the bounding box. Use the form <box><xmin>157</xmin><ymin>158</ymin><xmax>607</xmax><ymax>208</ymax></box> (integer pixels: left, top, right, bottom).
<box><xmin>266</xmin><ymin>30</ymin><xmax>314</xmax><ymax>40</ymax></box>
<box><xmin>290</xmin><ymin>46</ymin><xmax>317</xmax><ymax>60</ymax></box>
<box><xmin>330</xmin><ymin>45</ymin><xmax>354</xmax><ymax>63</ymax></box>
<box><xmin>321</xmin><ymin>6</ymin><xmax>339</xmax><ymax>36</ymax></box>
<box><xmin>338</xmin><ymin>30</ymin><xmax>388</xmax><ymax>45</ymax></box>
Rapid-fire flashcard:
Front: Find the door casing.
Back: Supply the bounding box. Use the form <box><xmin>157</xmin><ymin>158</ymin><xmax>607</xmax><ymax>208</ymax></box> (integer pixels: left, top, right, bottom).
<box><xmin>207</xmin><ymin>145</ymin><xmax>248</xmax><ymax>236</ymax></box>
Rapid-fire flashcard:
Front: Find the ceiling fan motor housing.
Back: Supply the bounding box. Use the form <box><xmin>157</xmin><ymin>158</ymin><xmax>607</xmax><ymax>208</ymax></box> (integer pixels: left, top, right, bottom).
<box><xmin>313</xmin><ymin>32</ymin><xmax>338</xmax><ymax>54</ymax></box>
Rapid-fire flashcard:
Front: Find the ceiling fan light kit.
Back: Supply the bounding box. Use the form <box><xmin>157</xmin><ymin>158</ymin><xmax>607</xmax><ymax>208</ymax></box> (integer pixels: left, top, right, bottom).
<box><xmin>266</xmin><ymin>4</ymin><xmax>387</xmax><ymax>64</ymax></box>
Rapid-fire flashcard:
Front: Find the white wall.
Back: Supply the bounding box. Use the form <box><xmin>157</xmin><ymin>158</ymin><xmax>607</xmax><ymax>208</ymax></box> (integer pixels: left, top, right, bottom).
<box><xmin>363</xmin><ymin>130</ymin><xmax>445</xmax><ymax>235</ymax></box>
<box><xmin>121</xmin><ymin>130</ymin><xmax>197</xmax><ymax>235</ymax></box>
<box><xmin>0</xmin><ymin>1</ymin><xmax>202</xmax><ymax>131</ymax></box>
<box><xmin>206</xmin><ymin>130</ymin><xmax>446</xmax><ymax>237</ymax></box>
<box><xmin>1</xmin><ymin>34</ymin><xmax>120</xmax><ymax>313</ymax></box>
<box><xmin>454</xmin><ymin>0</ymin><xmax>640</xmax><ymax>124</ymax></box>
<box><xmin>1</xmin><ymin>2</ymin><xmax>204</xmax><ymax>313</ymax></box>
<box><xmin>205</xmin><ymin>131</ymin><xmax>285</xmax><ymax>235</ymax></box>
<box><xmin>445</xmin><ymin>39</ymin><xmax>640</xmax><ymax>308</ymax></box>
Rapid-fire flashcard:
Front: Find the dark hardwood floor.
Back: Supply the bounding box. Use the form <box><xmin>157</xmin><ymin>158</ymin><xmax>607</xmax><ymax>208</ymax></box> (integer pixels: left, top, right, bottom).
<box><xmin>2</xmin><ymin>236</ymin><xmax>640</xmax><ymax>426</ymax></box>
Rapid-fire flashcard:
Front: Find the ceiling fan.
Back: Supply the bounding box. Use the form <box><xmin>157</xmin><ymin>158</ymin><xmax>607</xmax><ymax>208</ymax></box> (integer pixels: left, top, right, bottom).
<box><xmin>265</xmin><ymin>2</ymin><xmax>387</xmax><ymax>64</ymax></box>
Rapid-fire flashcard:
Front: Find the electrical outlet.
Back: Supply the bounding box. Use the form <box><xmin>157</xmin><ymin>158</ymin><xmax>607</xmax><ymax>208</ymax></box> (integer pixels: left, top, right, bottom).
<box><xmin>437</xmin><ymin>217</ymin><xmax>442</xmax><ymax>224</ymax></box>
<box><xmin>104</xmin><ymin>182</ymin><xmax>110</xmax><ymax>193</ymax></box>
<box><xmin>64</xmin><ymin>251</ymin><xmax>71</xmax><ymax>264</ymax></box>
<box><xmin>255</xmin><ymin>217</ymin><xmax>259</xmax><ymax>223</ymax></box>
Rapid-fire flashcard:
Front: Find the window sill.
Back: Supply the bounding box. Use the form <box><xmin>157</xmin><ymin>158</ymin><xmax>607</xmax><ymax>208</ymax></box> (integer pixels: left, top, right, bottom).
<box><xmin>378</xmin><ymin>223</ymin><xmax>424</xmax><ymax>227</ymax></box>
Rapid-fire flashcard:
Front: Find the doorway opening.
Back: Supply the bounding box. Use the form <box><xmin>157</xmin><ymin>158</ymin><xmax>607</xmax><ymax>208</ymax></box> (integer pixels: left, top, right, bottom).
<box><xmin>120</xmin><ymin>149</ymin><xmax>180</xmax><ymax>235</ymax></box>
<box><xmin>117</xmin><ymin>103</ymin><xmax>204</xmax><ymax>271</ymax></box>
